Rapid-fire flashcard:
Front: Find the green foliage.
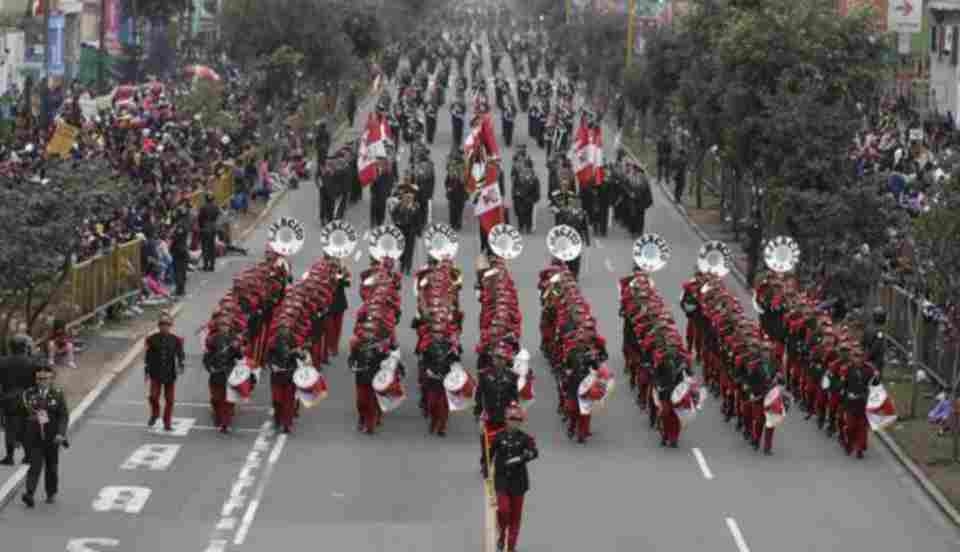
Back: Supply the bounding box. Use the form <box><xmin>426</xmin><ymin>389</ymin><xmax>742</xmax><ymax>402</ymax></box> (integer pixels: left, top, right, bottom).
<box><xmin>634</xmin><ymin>0</ymin><xmax>892</xmax><ymax>305</ymax></box>
<box><xmin>177</xmin><ymin>79</ymin><xmax>240</xmax><ymax>132</ymax></box>
<box><xmin>912</xmin><ymin>178</ymin><xmax>960</xmax><ymax>332</ymax></box>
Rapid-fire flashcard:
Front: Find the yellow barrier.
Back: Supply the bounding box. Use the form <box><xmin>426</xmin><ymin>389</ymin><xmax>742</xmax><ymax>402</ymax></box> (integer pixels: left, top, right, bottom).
<box><xmin>190</xmin><ymin>163</ymin><xmax>236</xmax><ymax>209</ymax></box>
<box><xmin>68</xmin><ymin>238</ymin><xmax>144</xmax><ymax>324</ymax></box>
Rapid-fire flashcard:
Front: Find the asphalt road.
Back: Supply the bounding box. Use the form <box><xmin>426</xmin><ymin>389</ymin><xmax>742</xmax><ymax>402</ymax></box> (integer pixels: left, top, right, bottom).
<box><xmin>2</xmin><ymin>36</ymin><xmax>960</xmax><ymax>552</ymax></box>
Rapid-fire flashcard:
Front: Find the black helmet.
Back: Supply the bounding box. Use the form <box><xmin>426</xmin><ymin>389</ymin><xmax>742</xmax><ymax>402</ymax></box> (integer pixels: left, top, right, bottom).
<box><xmin>872</xmin><ymin>306</ymin><xmax>887</xmax><ymax>325</ymax></box>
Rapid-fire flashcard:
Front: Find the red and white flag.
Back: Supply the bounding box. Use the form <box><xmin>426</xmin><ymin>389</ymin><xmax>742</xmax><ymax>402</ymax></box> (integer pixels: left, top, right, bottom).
<box><xmin>464</xmin><ymin>113</ymin><xmax>500</xmax><ymax>195</ymax></box>
<box><xmin>357</xmin><ymin>113</ymin><xmax>390</xmax><ymax>187</ymax></box>
<box><xmin>571</xmin><ymin>116</ymin><xmax>604</xmax><ymax>188</ymax></box>
<box><xmin>475</xmin><ymin>177</ymin><xmax>504</xmax><ymax>236</ymax></box>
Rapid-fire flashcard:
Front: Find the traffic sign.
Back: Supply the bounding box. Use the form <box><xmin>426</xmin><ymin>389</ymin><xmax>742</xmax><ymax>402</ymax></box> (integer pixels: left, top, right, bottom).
<box><xmin>888</xmin><ymin>0</ymin><xmax>922</xmax><ymax>33</ymax></box>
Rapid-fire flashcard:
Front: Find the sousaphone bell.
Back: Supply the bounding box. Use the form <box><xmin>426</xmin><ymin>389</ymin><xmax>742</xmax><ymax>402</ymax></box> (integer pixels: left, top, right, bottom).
<box><xmin>488</xmin><ymin>223</ymin><xmax>524</xmax><ymax>260</ymax></box>
<box><xmin>424</xmin><ymin>223</ymin><xmax>459</xmax><ymax>261</ymax></box>
<box><xmin>319</xmin><ymin>220</ymin><xmax>358</xmax><ymax>259</ymax></box>
<box><xmin>368</xmin><ymin>225</ymin><xmax>405</xmax><ymax>260</ymax></box>
<box><xmin>633</xmin><ymin>233</ymin><xmax>670</xmax><ymax>272</ymax></box>
<box><xmin>267</xmin><ymin>216</ymin><xmax>306</xmax><ymax>257</ymax></box>
<box><xmin>546</xmin><ymin>224</ymin><xmax>583</xmax><ymax>262</ymax></box>
<box><xmin>697</xmin><ymin>241</ymin><xmax>732</xmax><ymax>277</ymax></box>
<box><xmin>763</xmin><ymin>236</ymin><xmax>800</xmax><ymax>274</ymax></box>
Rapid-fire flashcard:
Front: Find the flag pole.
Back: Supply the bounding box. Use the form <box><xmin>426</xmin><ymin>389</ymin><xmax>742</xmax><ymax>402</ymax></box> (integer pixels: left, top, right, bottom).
<box><xmin>626</xmin><ymin>0</ymin><xmax>637</xmax><ymax>68</ymax></box>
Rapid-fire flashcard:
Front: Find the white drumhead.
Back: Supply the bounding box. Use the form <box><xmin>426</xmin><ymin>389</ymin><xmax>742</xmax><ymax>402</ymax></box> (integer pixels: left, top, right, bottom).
<box><xmin>373</xmin><ymin>368</ymin><xmax>395</xmax><ymax>392</ymax></box>
<box><xmin>293</xmin><ymin>365</ymin><xmax>319</xmax><ymax>388</ymax></box>
<box><xmin>578</xmin><ymin>372</ymin><xmax>596</xmax><ymax>396</ymax></box>
<box><xmin>228</xmin><ymin>364</ymin><xmax>251</xmax><ymax>386</ymax></box>
<box><xmin>444</xmin><ymin>368</ymin><xmax>468</xmax><ymax>392</ymax></box>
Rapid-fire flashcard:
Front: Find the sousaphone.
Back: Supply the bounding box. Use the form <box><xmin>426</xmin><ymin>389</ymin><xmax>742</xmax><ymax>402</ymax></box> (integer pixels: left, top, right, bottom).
<box><xmin>267</xmin><ymin>216</ymin><xmax>306</xmax><ymax>257</ymax></box>
<box><xmin>488</xmin><ymin>223</ymin><xmax>524</xmax><ymax>260</ymax></box>
<box><xmin>633</xmin><ymin>233</ymin><xmax>670</xmax><ymax>272</ymax></box>
<box><xmin>546</xmin><ymin>224</ymin><xmax>583</xmax><ymax>261</ymax></box>
<box><xmin>697</xmin><ymin>241</ymin><xmax>732</xmax><ymax>277</ymax></box>
<box><xmin>368</xmin><ymin>225</ymin><xmax>405</xmax><ymax>260</ymax></box>
<box><xmin>763</xmin><ymin>236</ymin><xmax>800</xmax><ymax>274</ymax></box>
<box><xmin>424</xmin><ymin>223</ymin><xmax>459</xmax><ymax>260</ymax></box>
<box><xmin>319</xmin><ymin>220</ymin><xmax>358</xmax><ymax>259</ymax></box>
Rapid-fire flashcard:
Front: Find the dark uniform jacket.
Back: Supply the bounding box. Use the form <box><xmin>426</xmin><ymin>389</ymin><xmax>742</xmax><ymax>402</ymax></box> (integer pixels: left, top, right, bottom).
<box><xmin>490</xmin><ymin>428</ymin><xmax>538</xmax><ymax>495</ymax></box>
<box><xmin>19</xmin><ymin>385</ymin><xmax>68</xmax><ymax>445</ymax></box>
<box><xmin>1</xmin><ymin>355</ymin><xmax>36</xmax><ymax>415</ymax></box>
<box><xmin>473</xmin><ymin>370</ymin><xmax>519</xmax><ymax>425</ymax></box>
<box><xmin>203</xmin><ymin>333</ymin><xmax>243</xmax><ymax>386</ymax></box>
<box><xmin>145</xmin><ymin>332</ymin><xmax>185</xmax><ymax>384</ymax></box>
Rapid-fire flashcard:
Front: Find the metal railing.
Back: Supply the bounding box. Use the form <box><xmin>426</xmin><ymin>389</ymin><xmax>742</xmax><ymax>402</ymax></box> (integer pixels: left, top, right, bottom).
<box><xmin>67</xmin><ymin>238</ymin><xmax>144</xmax><ymax>326</ymax></box>
<box><xmin>877</xmin><ymin>284</ymin><xmax>958</xmax><ymax>389</ymax></box>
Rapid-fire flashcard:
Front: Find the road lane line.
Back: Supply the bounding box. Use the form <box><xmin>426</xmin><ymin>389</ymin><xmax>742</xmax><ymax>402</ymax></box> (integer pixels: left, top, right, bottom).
<box><xmin>234</xmin><ymin>434</ymin><xmax>288</xmax><ymax>545</ymax></box>
<box><xmin>595</xmin><ymin>239</ymin><xmax>604</xmax><ymax>249</ymax></box>
<box><xmin>692</xmin><ymin>448</ymin><xmax>714</xmax><ymax>480</ymax></box>
<box><xmin>88</xmin><ymin>419</ymin><xmax>260</xmax><ymax>433</ymax></box>
<box><xmin>725</xmin><ymin>517</ymin><xmax>751</xmax><ymax>552</ymax></box>
<box><xmin>604</xmin><ymin>258</ymin><xmax>615</xmax><ymax>273</ymax></box>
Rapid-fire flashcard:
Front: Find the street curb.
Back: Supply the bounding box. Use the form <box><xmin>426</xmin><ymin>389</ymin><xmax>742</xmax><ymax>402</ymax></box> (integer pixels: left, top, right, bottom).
<box><xmin>623</xmin><ymin>142</ymin><xmax>960</xmax><ymax>529</ymax></box>
<box><xmin>877</xmin><ymin>429</ymin><xmax>960</xmax><ymax>527</ymax></box>
<box><xmin>0</xmin><ymin>302</ymin><xmax>185</xmax><ymax>511</ymax></box>
<box><xmin>620</xmin><ymin>143</ymin><xmax>751</xmax><ymax>289</ymax></box>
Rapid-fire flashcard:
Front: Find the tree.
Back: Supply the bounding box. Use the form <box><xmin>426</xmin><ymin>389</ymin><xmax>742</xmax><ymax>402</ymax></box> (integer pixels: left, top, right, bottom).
<box><xmin>0</xmin><ymin>160</ymin><xmax>135</xmax><ymax>352</ymax></box>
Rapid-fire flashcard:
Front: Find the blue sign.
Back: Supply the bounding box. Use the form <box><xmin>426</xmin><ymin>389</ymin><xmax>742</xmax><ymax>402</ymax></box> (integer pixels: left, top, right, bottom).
<box><xmin>47</xmin><ymin>14</ymin><xmax>65</xmax><ymax>76</ymax></box>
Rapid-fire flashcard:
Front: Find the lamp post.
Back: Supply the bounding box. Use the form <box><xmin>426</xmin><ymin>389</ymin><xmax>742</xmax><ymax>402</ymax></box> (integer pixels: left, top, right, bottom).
<box><xmin>626</xmin><ymin>0</ymin><xmax>637</xmax><ymax>68</ymax></box>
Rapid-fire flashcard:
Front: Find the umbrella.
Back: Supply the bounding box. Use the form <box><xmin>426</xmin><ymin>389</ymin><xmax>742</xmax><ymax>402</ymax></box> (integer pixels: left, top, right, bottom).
<box><xmin>184</xmin><ymin>65</ymin><xmax>221</xmax><ymax>82</ymax></box>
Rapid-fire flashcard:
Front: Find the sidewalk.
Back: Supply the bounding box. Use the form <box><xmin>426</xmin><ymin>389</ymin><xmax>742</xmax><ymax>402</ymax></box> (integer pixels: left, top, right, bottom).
<box><xmin>621</xmin><ymin>134</ymin><xmax>752</xmax><ymax>287</ymax></box>
<box><xmin>621</xmin><ymin>132</ymin><xmax>960</xmax><ymax>526</ymax></box>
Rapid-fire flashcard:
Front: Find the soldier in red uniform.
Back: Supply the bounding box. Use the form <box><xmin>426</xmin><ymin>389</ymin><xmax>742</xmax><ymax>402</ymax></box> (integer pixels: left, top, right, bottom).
<box><xmin>490</xmin><ymin>407</ymin><xmax>539</xmax><ymax>552</ymax></box>
<box><xmin>203</xmin><ymin>317</ymin><xmax>243</xmax><ymax>432</ymax></box>
<box><xmin>267</xmin><ymin>327</ymin><xmax>300</xmax><ymax>433</ymax></box>
<box><xmin>323</xmin><ymin>257</ymin><xmax>351</xmax><ymax>358</ymax></box>
<box><xmin>144</xmin><ymin>313</ymin><xmax>185</xmax><ymax>431</ymax></box>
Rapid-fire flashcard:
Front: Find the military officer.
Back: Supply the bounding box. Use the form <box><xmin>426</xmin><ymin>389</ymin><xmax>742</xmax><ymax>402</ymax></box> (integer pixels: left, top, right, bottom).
<box><xmin>425</xmin><ymin>99</ymin><xmax>439</xmax><ymax>144</ymax></box>
<box><xmin>19</xmin><ymin>362</ymin><xmax>68</xmax><ymax>508</ymax></box>
<box><xmin>445</xmin><ymin>147</ymin><xmax>468</xmax><ymax>230</ymax></box>
<box><xmin>501</xmin><ymin>101</ymin><xmax>516</xmax><ymax>148</ymax></box>
<box><xmin>490</xmin><ymin>407</ymin><xmax>539</xmax><ymax>552</ymax></box>
<box><xmin>144</xmin><ymin>313</ymin><xmax>185</xmax><ymax>431</ymax></box>
<box><xmin>451</xmin><ymin>91</ymin><xmax>467</xmax><ymax>146</ymax></box>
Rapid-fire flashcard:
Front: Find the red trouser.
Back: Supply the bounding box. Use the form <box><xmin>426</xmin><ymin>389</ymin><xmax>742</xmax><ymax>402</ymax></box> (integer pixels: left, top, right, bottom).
<box><xmin>685</xmin><ymin>322</ymin><xmax>697</xmax><ymax>359</ymax></box>
<box><xmin>310</xmin><ymin>340</ymin><xmax>327</xmax><ymax>367</ymax></box>
<box><xmin>496</xmin><ymin>493</ymin><xmax>525</xmax><ymax>550</ymax></box>
<box><xmin>634</xmin><ymin>367</ymin><xmax>650</xmax><ymax>407</ymax></box>
<box><xmin>355</xmin><ymin>383</ymin><xmax>380</xmax><ymax>432</ymax></box>
<box><xmin>148</xmin><ymin>379</ymin><xmax>176</xmax><ymax>427</ymax></box>
<box><xmin>271</xmin><ymin>382</ymin><xmax>296</xmax><ymax>429</ymax></box>
<box><xmin>323</xmin><ymin>312</ymin><xmax>345</xmax><ymax>355</ymax></box>
<box><xmin>564</xmin><ymin>399</ymin><xmax>591</xmax><ymax>440</ymax></box>
<box><xmin>208</xmin><ymin>382</ymin><xmax>235</xmax><ymax>428</ymax></box>
<box><xmin>659</xmin><ymin>400</ymin><xmax>680</xmax><ymax>444</ymax></box>
<box><xmin>774</xmin><ymin>343</ymin><xmax>785</xmax><ymax>372</ymax></box>
<box><xmin>751</xmin><ymin>401</ymin><xmax>775</xmax><ymax>451</ymax></box>
<box><xmin>425</xmin><ymin>386</ymin><xmax>449</xmax><ymax>433</ymax></box>
<box><xmin>845</xmin><ymin>409</ymin><xmax>868</xmax><ymax>454</ymax></box>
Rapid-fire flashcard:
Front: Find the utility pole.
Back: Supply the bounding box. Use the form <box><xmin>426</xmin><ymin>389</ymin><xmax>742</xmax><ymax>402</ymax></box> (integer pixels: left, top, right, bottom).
<box><xmin>625</xmin><ymin>0</ymin><xmax>637</xmax><ymax>68</ymax></box>
<box><xmin>566</xmin><ymin>0</ymin><xmax>572</xmax><ymax>24</ymax></box>
<box><xmin>98</xmin><ymin>0</ymin><xmax>107</xmax><ymax>92</ymax></box>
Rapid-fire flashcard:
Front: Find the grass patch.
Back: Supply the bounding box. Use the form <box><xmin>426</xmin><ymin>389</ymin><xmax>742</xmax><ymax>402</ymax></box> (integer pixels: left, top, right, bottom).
<box><xmin>884</xmin><ymin>363</ymin><xmax>960</xmax><ymax>510</ymax></box>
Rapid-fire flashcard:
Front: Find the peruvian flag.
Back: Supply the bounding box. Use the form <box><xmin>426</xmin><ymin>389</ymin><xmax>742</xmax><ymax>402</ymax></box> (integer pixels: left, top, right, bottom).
<box><xmin>464</xmin><ymin>112</ymin><xmax>500</xmax><ymax>195</ymax></box>
<box><xmin>357</xmin><ymin>113</ymin><xmax>390</xmax><ymax>187</ymax></box>
<box><xmin>475</xmin><ymin>177</ymin><xmax>504</xmax><ymax>237</ymax></box>
<box><xmin>571</xmin><ymin>116</ymin><xmax>604</xmax><ymax>188</ymax></box>
<box><xmin>32</xmin><ymin>0</ymin><xmax>43</xmax><ymax>16</ymax></box>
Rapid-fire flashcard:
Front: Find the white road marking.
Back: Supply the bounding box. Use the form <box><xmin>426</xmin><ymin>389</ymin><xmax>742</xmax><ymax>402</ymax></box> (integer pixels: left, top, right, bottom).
<box><xmin>234</xmin><ymin>434</ymin><xmax>288</xmax><ymax>545</ymax></box>
<box><xmin>121</xmin><ymin>444</ymin><xmax>181</xmax><ymax>471</ymax></box>
<box><xmin>88</xmin><ymin>419</ymin><xmax>260</xmax><ymax>433</ymax></box>
<box><xmin>112</xmin><ymin>399</ymin><xmax>270</xmax><ymax>411</ymax></box>
<box><xmin>691</xmin><ymin>448</ymin><xmax>714</xmax><ymax>480</ymax></box>
<box><xmin>332</xmin><ymin>492</ymin><xmax>345</xmax><ymax>498</ymax></box>
<box><xmin>595</xmin><ymin>239</ymin><xmax>605</xmax><ymax>249</ymax></box>
<box><xmin>604</xmin><ymin>258</ymin><xmax>615</xmax><ymax>273</ymax></box>
<box><xmin>91</xmin><ymin>486</ymin><xmax>152</xmax><ymax>514</ymax></box>
<box><xmin>67</xmin><ymin>538</ymin><xmax>120</xmax><ymax>551</ymax></box>
<box><xmin>725</xmin><ymin>517</ymin><xmax>751</xmax><ymax>552</ymax></box>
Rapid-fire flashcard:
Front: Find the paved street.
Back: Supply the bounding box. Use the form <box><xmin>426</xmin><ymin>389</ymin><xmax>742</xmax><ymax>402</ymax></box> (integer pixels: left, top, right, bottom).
<box><xmin>2</xmin><ymin>38</ymin><xmax>960</xmax><ymax>552</ymax></box>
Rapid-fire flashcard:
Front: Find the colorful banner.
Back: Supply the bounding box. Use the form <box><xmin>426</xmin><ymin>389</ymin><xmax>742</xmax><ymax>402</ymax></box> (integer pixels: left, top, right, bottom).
<box><xmin>47</xmin><ymin>14</ymin><xmax>65</xmax><ymax>76</ymax></box>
